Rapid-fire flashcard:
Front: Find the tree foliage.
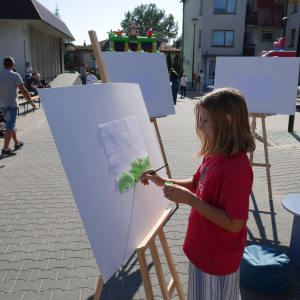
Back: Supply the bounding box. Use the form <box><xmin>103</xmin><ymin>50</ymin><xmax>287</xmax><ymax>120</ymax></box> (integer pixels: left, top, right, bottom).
<box><xmin>63</xmin><ymin>41</ymin><xmax>73</xmax><ymax>65</ymax></box>
<box><xmin>120</xmin><ymin>3</ymin><xmax>178</xmax><ymax>44</ymax></box>
<box><xmin>172</xmin><ymin>54</ymin><xmax>181</xmax><ymax>74</ymax></box>
<box><xmin>54</xmin><ymin>3</ymin><xmax>61</xmax><ymax>18</ymax></box>
<box><xmin>166</xmin><ymin>52</ymin><xmax>172</xmax><ymax>71</ymax></box>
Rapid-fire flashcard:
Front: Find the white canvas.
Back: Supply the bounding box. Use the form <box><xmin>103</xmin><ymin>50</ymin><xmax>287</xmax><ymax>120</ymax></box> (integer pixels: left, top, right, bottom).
<box><xmin>39</xmin><ymin>83</ymin><xmax>169</xmax><ymax>282</ymax></box>
<box><xmin>102</xmin><ymin>52</ymin><xmax>175</xmax><ymax>118</ymax></box>
<box><xmin>214</xmin><ymin>57</ymin><xmax>300</xmax><ymax>115</ymax></box>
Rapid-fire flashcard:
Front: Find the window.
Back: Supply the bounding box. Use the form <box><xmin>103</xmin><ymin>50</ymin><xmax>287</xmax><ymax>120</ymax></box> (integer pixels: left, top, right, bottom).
<box><xmin>198</xmin><ymin>31</ymin><xmax>202</xmax><ymax>47</ymax></box>
<box><xmin>212</xmin><ymin>30</ymin><xmax>234</xmax><ymax>46</ymax></box>
<box><xmin>199</xmin><ymin>0</ymin><xmax>203</xmax><ymax>15</ymax></box>
<box><xmin>291</xmin><ymin>29</ymin><xmax>296</xmax><ymax>46</ymax></box>
<box><xmin>261</xmin><ymin>32</ymin><xmax>273</xmax><ymax>42</ymax></box>
<box><xmin>214</xmin><ymin>0</ymin><xmax>236</xmax><ymax>13</ymax></box>
<box><xmin>293</xmin><ymin>5</ymin><xmax>298</xmax><ymax>13</ymax></box>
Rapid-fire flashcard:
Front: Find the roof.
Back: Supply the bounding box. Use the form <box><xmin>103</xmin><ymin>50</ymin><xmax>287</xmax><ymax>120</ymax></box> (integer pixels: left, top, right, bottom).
<box><xmin>67</xmin><ymin>40</ymin><xmax>110</xmax><ymax>51</ymax></box>
<box><xmin>0</xmin><ymin>0</ymin><xmax>74</xmax><ymax>40</ymax></box>
<box><xmin>159</xmin><ymin>44</ymin><xmax>181</xmax><ymax>52</ymax></box>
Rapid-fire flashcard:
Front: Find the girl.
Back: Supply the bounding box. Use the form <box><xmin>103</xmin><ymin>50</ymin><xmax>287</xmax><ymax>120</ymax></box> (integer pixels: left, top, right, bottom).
<box><xmin>180</xmin><ymin>73</ymin><xmax>188</xmax><ymax>98</ymax></box>
<box><xmin>24</xmin><ymin>62</ymin><xmax>32</xmax><ymax>81</ymax></box>
<box><xmin>139</xmin><ymin>88</ymin><xmax>256</xmax><ymax>300</ymax></box>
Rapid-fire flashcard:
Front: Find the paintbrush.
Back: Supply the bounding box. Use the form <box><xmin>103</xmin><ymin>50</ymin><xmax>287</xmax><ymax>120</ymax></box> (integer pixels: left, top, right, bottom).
<box><xmin>135</xmin><ymin>164</ymin><xmax>168</xmax><ymax>182</ymax></box>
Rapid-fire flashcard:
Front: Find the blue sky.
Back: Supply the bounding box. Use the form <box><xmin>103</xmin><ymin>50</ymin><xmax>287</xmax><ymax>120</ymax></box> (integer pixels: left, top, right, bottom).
<box><xmin>37</xmin><ymin>0</ymin><xmax>183</xmax><ymax>45</ymax></box>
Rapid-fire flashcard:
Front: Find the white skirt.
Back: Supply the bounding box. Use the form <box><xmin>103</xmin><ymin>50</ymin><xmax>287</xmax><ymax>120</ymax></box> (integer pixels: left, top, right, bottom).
<box><xmin>187</xmin><ymin>261</ymin><xmax>240</xmax><ymax>300</ymax></box>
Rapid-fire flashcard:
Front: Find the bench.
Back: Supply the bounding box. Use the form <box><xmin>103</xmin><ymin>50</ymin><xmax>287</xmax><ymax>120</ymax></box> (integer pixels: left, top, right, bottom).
<box><xmin>17</xmin><ymin>95</ymin><xmax>40</xmax><ymax>116</ymax></box>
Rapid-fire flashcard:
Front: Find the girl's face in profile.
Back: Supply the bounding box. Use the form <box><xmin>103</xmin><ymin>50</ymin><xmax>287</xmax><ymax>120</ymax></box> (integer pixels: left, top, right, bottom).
<box><xmin>199</xmin><ymin>106</ymin><xmax>214</xmax><ymax>144</ymax></box>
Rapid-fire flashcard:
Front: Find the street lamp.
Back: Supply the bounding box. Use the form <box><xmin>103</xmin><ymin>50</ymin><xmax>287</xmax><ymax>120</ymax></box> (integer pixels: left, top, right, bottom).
<box><xmin>191</xmin><ymin>18</ymin><xmax>198</xmax><ymax>87</ymax></box>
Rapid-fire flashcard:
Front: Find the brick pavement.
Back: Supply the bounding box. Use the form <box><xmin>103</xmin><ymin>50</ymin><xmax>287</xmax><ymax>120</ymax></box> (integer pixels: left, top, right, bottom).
<box><xmin>0</xmin><ymin>92</ymin><xmax>300</xmax><ymax>299</ymax></box>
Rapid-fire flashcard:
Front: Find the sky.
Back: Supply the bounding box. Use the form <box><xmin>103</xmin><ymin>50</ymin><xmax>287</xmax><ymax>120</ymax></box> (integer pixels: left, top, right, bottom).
<box><xmin>37</xmin><ymin>0</ymin><xmax>183</xmax><ymax>45</ymax></box>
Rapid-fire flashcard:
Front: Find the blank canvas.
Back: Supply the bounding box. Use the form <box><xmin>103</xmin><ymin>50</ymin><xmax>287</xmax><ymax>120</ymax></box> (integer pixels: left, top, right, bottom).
<box><xmin>214</xmin><ymin>57</ymin><xmax>300</xmax><ymax>115</ymax></box>
<box><xmin>102</xmin><ymin>52</ymin><xmax>175</xmax><ymax>118</ymax></box>
<box><xmin>39</xmin><ymin>83</ymin><xmax>169</xmax><ymax>282</ymax></box>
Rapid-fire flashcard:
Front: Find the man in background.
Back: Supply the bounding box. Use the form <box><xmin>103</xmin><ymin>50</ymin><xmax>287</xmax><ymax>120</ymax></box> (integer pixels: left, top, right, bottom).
<box><xmin>80</xmin><ymin>64</ymin><xmax>89</xmax><ymax>85</ymax></box>
<box><xmin>25</xmin><ymin>72</ymin><xmax>39</xmax><ymax>95</ymax></box>
<box><xmin>0</xmin><ymin>57</ymin><xmax>36</xmax><ymax>156</ymax></box>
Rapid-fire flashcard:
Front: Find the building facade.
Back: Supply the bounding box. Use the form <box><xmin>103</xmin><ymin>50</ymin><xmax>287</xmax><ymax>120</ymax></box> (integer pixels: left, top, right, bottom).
<box><xmin>0</xmin><ymin>0</ymin><xmax>74</xmax><ymax>81</ymax></box>
<box><xmin>182</xmin><ymin>0</ymin><xmax>290</xmax><ymax>86</ymax></box>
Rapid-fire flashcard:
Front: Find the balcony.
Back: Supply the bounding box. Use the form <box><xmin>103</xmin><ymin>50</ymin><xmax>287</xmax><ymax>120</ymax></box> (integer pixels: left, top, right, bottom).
<box><xmin>243</xmin><ymin>44</ymin><xmax>256</xmax><ymax>56</ymax></box>
<box><xmin>246</xmin><ymin>12</ymin><xmax>257</xmax><ymax>25</ymax></box>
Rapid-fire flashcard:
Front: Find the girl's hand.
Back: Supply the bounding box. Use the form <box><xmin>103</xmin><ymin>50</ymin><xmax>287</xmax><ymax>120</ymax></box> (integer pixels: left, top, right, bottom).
<box><xmin>138</xmin><ymin>169</ymin><xmax>166</xmax><ymax>187</ymax></box>
<box><xmin>163</xmin><ymin>183</ymin><xmax>196</xmax><ymax>204</ymax></box>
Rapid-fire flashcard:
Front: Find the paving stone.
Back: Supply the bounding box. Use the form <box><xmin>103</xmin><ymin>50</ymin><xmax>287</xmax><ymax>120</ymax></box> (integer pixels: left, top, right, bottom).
<box><xmin>12</xmin><ymin>279</ymin><xmax>43</xmax><ymax>293</ymax></box>
<box><xmin>40</xmin><ymin>278</ymin><xmax>69</xmax><ymax>292</ymax></box>
<box><xmin>52</xmin><ymin>289</ymin><xmax>81</xmax><ymax>300</ymax></box>
<box><xmin>0</xmin><ymin>292</ymin><xmax>24</xmax><ymax>300</ymax></box>
<box><xmin>23</xmin><ymin>291</ymin><xmax>53</xmax><ymax>300</ymax></box>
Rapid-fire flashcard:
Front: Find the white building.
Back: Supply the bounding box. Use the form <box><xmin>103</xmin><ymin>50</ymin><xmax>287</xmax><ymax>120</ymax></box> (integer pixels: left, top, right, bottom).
<box><xmin>182</xmin><ymin>0</ymin><xmax>288</xmax><ymax>86</ymax></box>
<box><xmin>0</xmin><ymin>0</ymin><xmax>74</xmax><ymax>81</ymax></box>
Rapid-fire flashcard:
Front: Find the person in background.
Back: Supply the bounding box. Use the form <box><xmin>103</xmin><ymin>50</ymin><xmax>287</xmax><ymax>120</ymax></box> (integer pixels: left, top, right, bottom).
<box><xmin>34</xmin><ymin>73</ymin><xmax>44</xmax><ymax>88</ymax></box>
<box><xmin>199</xmin><ymin>70</ymin><xmax>205</xmax><ymax>95</ymax></box>
<box><xmin>25</xmin><ymin>72</ymin><xmax>39</xmax><ymax>96</ymax></box>
<box><xmin>24</xmin><ymin>62</ymin><xmax>32</xmax><ymax>81</ymax></box>
<box><xmin>169</xmin><ymin>68</ymin><xmax>179</xmax><ymax>105</ymax></box>
<box><xmin>0</xmin><ymin>57</ymin><xmax>35</xmax><ymax>156</ymax></box>
<box><xmin>180</xmin><ymin>73</ymin><xmax>188</xmax><ymax>98</ymax></box>
<box><xmin>195</xmin><ymin>74</ymin><xmax>201</xmax><ymax>97</ymax></box>
<box><xmin>87</xmin><ymin>71</ymin><xmax>98</xmax><ymax>85</ymax></box>
<box><xmin>80</xmin><ymin>64</ymin><xmax>89</xmax><ymax>85</ymax></box>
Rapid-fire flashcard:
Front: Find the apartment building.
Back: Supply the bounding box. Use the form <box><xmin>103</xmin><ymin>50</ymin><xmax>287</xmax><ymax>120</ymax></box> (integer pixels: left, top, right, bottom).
<box><xmin>182</xmin><ymin>0</ymin><xmax>288</xmax><ymax>86</ymax></box>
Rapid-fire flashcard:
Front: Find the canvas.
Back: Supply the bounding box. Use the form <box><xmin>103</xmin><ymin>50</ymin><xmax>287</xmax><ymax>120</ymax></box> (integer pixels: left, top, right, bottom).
<box><xmin>102</xmin><ymin>52</ymin><xmax>175</xmax><ymax>118</ymax></box>
<box><xmin>39</xmin><ymin>83</ymin><xmax>169</xmax><ymax>282</ymax></box>
<box><xmin>214</xmin><ymin>57</ymin><xmax>300</xmax><ymax>115</ymax></box>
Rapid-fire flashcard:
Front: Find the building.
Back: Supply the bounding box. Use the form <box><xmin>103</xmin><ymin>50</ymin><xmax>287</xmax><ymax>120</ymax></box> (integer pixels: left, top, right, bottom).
<box><xmin>0</xmin><ymin>0</ymin><xmax>74</xmax><ymax>81</ymax></box>
<box><xmin>182</xmin><ymin>0</ymin><xmax>288</xmax><ymax>86</ymax></box>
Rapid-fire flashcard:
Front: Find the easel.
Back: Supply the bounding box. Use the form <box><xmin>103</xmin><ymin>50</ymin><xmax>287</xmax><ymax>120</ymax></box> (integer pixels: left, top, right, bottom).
<box><xmin>89</xmin><ymin>30</ymin><xmax>185</xmax><ymax>300</ymax></box>
<box><xmin>249</xmin><ymin>113</ymin><xmax>272</xmax><ymax>200</ymax></box>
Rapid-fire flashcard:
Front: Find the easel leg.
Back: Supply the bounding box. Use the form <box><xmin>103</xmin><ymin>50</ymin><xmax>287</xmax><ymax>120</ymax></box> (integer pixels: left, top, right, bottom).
<box><xmin>136</xmin><ymin>250</ymin><xmax>155</xmax><ymax>300</ymax></box>
<box><xmin>158</xmin><ymin>228</ymin><xmax>186</xmax><ymax>300</ymax></box>
<box><xmin>94</xmin><ymin>275</ymin><xmax>104</xmax><ymax>300</ymax></box>
<box><xmin>152</xmin><ymin>118</ymin><xmax>172</xmax><ymax>179</ymax></box>
<box><xmin>250</xmin><ymin>116</ymin><xmax>256</xmax><ymax>167</ymax></box>
<box><xmin>149</xmin><ymin>239</ymin><xmax>171</xmax><ymax>300</ymax></box>
<box><xmin>261</xmin><ymin>116</ymin><xmax>272</xmax><ymax>200</ymax></box>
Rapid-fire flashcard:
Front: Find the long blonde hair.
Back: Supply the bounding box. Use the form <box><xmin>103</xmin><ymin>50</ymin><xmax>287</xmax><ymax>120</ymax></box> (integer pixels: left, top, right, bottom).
<box><xmin>195</xmin><ymin>88</ymin><xmax>256</xmax><ymax>157</ymax></box>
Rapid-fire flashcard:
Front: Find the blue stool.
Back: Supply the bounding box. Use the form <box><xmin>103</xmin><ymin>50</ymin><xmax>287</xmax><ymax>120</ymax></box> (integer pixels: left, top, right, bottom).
<box><xmin>282</xmin><ymin>193</ymin><xmax>300</xmax><ymax>271</ymax></box>
<box><xmin>240</xmin><ymin>245</ymin><xmax>290</xmax><ymax>294</ymax></box>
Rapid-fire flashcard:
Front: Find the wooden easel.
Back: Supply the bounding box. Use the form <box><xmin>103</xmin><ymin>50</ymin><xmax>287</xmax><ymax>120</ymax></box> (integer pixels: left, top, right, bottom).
<box><xmin>89</xmin><ymin>30</ymin><xmax>185</xmax><ymax>300</ymax></box>
<box><xmin>249</xmin><ymin>113</ymin><xmax>272</xmax><ymax>200</ymax></box>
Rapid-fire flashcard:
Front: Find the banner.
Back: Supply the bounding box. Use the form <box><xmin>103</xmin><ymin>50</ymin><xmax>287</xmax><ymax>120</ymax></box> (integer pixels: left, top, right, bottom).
<box><xmin>289</xmin><ymin>0</ymin><xmax>300</xmax><ymax>5</ymax></box>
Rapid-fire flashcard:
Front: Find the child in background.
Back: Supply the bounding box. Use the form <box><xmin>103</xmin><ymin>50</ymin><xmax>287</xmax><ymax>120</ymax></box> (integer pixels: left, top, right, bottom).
<box><xmin>87</xmin><ymin>71</ymin><xmax>98</xmax><ymax>85</ymax></box>
<box><xmin>180</xmin><ymin>73</ymin><xmax>188</xmax><ymax>98</ymax></box>
<box><xmin>139</xmin><ymin>88</ymin><xmax>255</xmax><ymax>300</ymax></box>
<box><xmin>24</xmin><ymin>62</ymin><xmax>32</xmax><ymax>81</ymax></box>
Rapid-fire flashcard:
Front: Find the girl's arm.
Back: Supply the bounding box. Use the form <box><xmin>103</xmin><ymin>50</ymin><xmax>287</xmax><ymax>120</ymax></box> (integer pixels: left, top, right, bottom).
<box><xmin>163</xmin><ymin>185</ymin><xmax>245</xmax><ymax>233</ymax></box>
<box><xmin>139</xmin><ymin>170</ymin><xmax>197</xmax><ymax>193</ymax></box>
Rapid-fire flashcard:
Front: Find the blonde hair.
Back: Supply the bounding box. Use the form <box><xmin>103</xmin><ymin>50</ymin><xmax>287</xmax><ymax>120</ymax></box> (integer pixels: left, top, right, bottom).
<box><xmin>195</xmin><ymin>88</ymin><xmax>255</xmax><ymax>157</ymax></box>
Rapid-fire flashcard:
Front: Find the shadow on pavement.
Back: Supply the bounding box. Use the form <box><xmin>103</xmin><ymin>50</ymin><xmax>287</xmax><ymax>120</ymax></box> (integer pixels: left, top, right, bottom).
<box><xmin>87</xmin><ymin>252</ymin><xmax>154</xmax><ymax>300</ymax></box>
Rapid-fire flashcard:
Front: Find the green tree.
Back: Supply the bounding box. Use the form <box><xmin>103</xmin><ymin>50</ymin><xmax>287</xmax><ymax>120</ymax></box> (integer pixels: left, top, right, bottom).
<box><xmin>63</xmin><ymin>41</ymin><xmax>73</xmax><ymax>65</ymax></box>
<box><xmin>166</xmin><ymin>52</ymin><xmax>172</xmax><ymax>71</ymax></box>
<box><xmin>120</xmin><ymin>3</ymin><xmax>178</xmax><ymax>44</ymax></box>
<box><xmin>172</xmin><ymin>54</ymin><xmax>181</xmax><ymax>74</ymax></box>
<box><xmin>54</xmin><ymin>3</ymin><xmax>61</xmax><ymax>18</ymax></box>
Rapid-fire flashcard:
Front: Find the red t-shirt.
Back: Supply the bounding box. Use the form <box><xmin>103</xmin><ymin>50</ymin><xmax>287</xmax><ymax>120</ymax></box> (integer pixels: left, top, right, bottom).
<box><xmin>182</xmin><ymin>152</ymin><xmax>253</xmax><ymax>276</ymax></box>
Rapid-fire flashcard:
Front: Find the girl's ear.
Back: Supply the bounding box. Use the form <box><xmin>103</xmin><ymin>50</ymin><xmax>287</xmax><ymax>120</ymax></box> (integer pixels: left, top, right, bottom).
<box><xmin>226</xmin><ymin>114</ymin><xmax>232</xmax><ymax>126</ymax></box>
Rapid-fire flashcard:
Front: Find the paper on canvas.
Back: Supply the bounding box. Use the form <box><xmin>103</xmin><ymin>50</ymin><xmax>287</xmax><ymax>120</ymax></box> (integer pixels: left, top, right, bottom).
<box><xmin>99</xmin><ymin>115</ymin><xmax>151</xmax><ymax>193</ymax></box>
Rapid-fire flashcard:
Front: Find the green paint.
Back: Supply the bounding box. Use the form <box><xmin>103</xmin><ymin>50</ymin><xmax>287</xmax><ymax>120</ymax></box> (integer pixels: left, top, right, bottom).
<box><xmin>118</xmin><ymin>156</ymin><xmax>151</xmax><ymax>194</ymax></box>
<box><xmin>165</xmin><ymin>182</ymin><xmax>173</xmax><ymax>185</ymax></box>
